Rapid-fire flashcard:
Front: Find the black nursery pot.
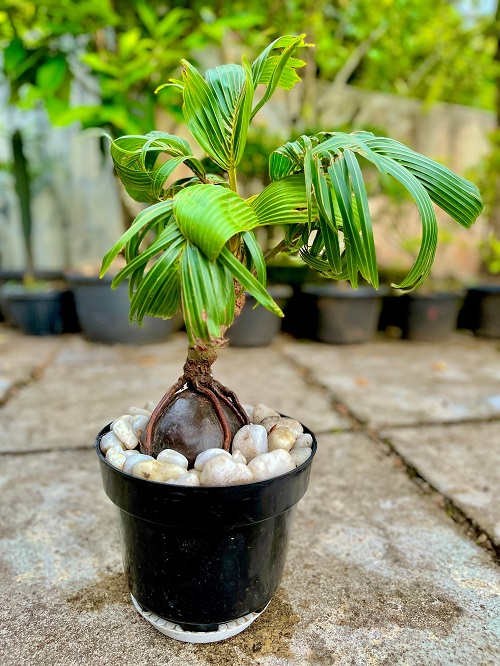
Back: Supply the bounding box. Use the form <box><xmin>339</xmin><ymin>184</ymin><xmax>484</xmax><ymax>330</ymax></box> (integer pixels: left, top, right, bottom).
<box><xmin>96</xmin><ymin>423</ymin><xmax>316</xmax><ymax>630</ymax></box>
<box><xmin>399</xmin><ymin>292</ymin><xmax>462</xmax><ymax>342</ymax></box>
<box><xmin>68</xmin><ymin>275</ymin><xmax>179</xmax><ymax>345</ymax></box>
<box><xmin>303</xmin><ymin>283</ymin><xmax>385</xmax><ymax>344</ymax></box>
<box><xmin>225</xmin><ymin>285</ymin><xmax>293</xmax><ymax>347</ymax></box>
<box><xmin>0</xmin><ymin>287</ymin><xmax>75</xmax><ymax>336</ymax></box>
<box><xmin>461</xmin><ymin>286</ymin><xmax>500</xmax><ymax>339</ymax></box>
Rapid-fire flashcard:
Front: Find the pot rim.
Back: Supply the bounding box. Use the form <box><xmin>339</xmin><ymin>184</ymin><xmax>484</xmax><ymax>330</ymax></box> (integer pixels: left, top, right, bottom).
<box><xmin>95</xmin><ymin>420</ymin><xmax>316</xmax><ymax>493</ymax></box>
<box><xmin>302</xmin><ymin>283</ymin><xmax>388</xmax><ymax>298</ymax></box>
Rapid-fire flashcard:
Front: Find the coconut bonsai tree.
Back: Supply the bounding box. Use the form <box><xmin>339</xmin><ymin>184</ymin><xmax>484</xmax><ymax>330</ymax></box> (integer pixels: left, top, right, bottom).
<box><xmin>100</xmin><ymin>35</ymin><xmax>483</xmax><ymax>464</ymax></box>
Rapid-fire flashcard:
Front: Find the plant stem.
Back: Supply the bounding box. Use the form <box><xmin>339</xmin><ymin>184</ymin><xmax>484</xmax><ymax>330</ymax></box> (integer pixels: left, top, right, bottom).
<box><xmin>229</xmin><ymin>166</ymin><xmax>238</xmax><ymax>193</ymax></box>
<box><xmin>264</xmin><ymin>239</ymin><xmax>288</xmax><ymax>263</ymax></box>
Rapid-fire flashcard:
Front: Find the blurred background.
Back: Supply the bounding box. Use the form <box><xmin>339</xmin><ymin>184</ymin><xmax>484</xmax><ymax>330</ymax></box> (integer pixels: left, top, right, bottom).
<box><xmin>1</xmin><ymin>0</ymin><xmax>500</xmax><ymax>335</ymax></box>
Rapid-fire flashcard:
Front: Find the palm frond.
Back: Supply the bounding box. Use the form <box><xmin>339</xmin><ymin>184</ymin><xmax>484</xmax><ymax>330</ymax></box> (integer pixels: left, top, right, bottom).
<box><xmin>251</xmin><ymin>35</ymin><xmax>310</xmax><ymax>119</ymax></box>
<box><xmin>173</xmin><ymin>184</ymin><xmax>259</xmax><ymax>261</ymax></box>
<box><xmin>266</xmin><ymin>131</ymin><xmax>483</xmax><ymax>290</ymax></box>
<box><xmin>110</xmin><ymin>133</ymin><xmax>206</xmax><ymax>203</ymax></box>
<box><xmin>179</xmin><ymin>59</ymin><xmax>254</xmax><ymax>171</ymax></box>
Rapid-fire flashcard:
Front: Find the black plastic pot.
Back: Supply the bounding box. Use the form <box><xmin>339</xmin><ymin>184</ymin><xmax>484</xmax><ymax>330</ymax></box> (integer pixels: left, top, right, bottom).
<box><xmin>67</xmin><ymin>275</ymin><xmax>180</xmax><ymax>345</ymax></box>
<box><xmin>225</xmin><ymin>285</ymin><xmax>293</xmax><ymax>347</ymax></box>
<box><xmin>96</xmin><ymin>422</ymin><xmax>316</xmax><ymax>631</ymax></box>
<box><xmin>303</xmin><ymin>283</ymin><xmax>385</xmax><ymax>344</ymax></box>
<box><xmin>460</xmin><ymin>285</ymin><xmax>500</xmax><ymax>339</ymax></box>
<box><xmin>398</xmin><ymin>292</ymin><xmax>463</xmax><ymax>342</ymax></box>
<box><xmin>0</xmin><ymin>285</ymin><xmax>75</xmax><ymax>336</ymax></box>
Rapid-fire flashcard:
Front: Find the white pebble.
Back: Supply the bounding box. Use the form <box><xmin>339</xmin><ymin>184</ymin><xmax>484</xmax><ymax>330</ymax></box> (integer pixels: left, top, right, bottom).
<box><xmin>242</xmin><ymin>404</ymin><xmax>254</xmax><ymax>421</ymax></box>
<box><xmin>144</xmin><ymin>401</ymin><xmax>156</xmax><ymax>412</ymax></box>
<box><xmin>247</xmin><ymin>450</ymin><xmax>295</xmax><ymax>482</ymax></box>
<box><xmin>132</xmin><ymin>460</ymin><xmax>185</xmax><ymax>482</ymax></box>
<box><xmin>123</xmin><ymin>450</ymin><xmax>140</xmax><ymax>458</ymax></box>
<box><xmin>252</xmin><ymin>403</ymin><xmax>280</xmax><ymax>424</ymax></box>
<box><xmin>129</xmin><ymin>406</ymin><xmax>152</xmax><ymax>417</ymax></box>
<box><xmin>188</xmin><ymin>468</ymin><xmax>202</xmax><ymax>479</ymax></box>
<box><xmin>268</xmin><ymin>427</ymin><xmax>296</xmax><ymax>452</ymax></box>
<box><xmin>232</xmin><ymin>424</ymin><xmax>268</xmax><ymax>462</ymax></box>
<box><xmin>293</xmin><ymin>433</ymin><xmax>313</xmax><ymax>450</ymax></box>
<box><xmin>111</xmin><ymin>414</ymin><xmax>133</xmax><ymax>426</ymax></box>
<box><xmin>112</xmin><ymin>418</ymin><xmax>139</xmax><ymax>449</ymax></box>
<box><xmin>166</xmin><ymin>472</ymin><xmax>200</xmax><ymax>487</ymax></box>
<box><xmin>200</xmin><ymin>455</ymin><xmax>254</xmax><ymax>487</ymax></box>
<box><xmin>100</xmin><ymin>431</ymin><xmax>125</xmax><ymax>454</ymax></box>
<box><xmin>106</xmin><ymin>448</ymin><xmax>127</xmax><ymax>470</ymax></box>
<box><xmin>261</xmin><ymin>416</ymin><xmax>303</xmax><ymax>438</ymax></box>
<box><xmin>106</xmin><ymin>448</ymin><xmax>140</xmax><ymax>468</ymax></box>
<box><xmin>232</xmin><ymin>450</ymin><xmax>247</xmax><ymax>465</ymax></box>
<box><xmin>131</xmin><ymin>414</ymin><xmax>149</xmax><ymax>434</ymax></box>
<box><xmin>157</xmin><ymin>449</ymin><xmax>189</xmax><ymax>468</ymax></box>
<box><xmin>194</xmin><ymin>448</ymin><xmax>231</xmax><ymax>471</ymax></box>
<box><xmin>290</xmin><ymin>448</ymin><xmax>312</xmax><ymax>467</ymax></box>
<box><xmin>123</xmin><ymin>453</ymin><xmax>153</xmax><ymax>475</ymax></box>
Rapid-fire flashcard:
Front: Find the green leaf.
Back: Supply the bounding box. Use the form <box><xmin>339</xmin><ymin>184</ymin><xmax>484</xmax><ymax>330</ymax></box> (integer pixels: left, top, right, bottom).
<box><xmin>181</xmin><ymin>59</ymin><xmax>254</xmax><ymax>171</ymax></box>
<box><xmin>130</xmin><ymin>243</ymin><xmax>184</xmax><ymax>323</ymax></box>
<box><xmin>328</xmin><ymin>157</ymin><xmax>369</xmax><ymax>284</ymax></box>
<box><xmin>242</xmin><ymin>231</ymin><xmax>266</xmax><ymax>285</ymax></box>
<box><xmin>303</xmin><ymin>136</ymin><xmax>315</xmax><ymax>230</ymax></box>
<box><xmin>374</xmin><ymin>154</ymin><xmax>438</xmax><ymax>290</ymax></box>
<box><xmin>173</xmin><ymin>184</ymin><xmax>259</xmax><ymax>261</ymax></box>
<box><xmin>343</xmin><ymin>150</ymin><xmax>378</xmax><ymax>287</ymax></box>
<box><xmin>100</xmin><ymin>199</ymin><xmax>174</xmax><ymax>276</ymax></box>
<box><xmin>35</xmin><ymin>56</ymin><xmax>68</xmax><ymax>94</ymax></box>
<box><xmin>219</xmin><ymin>248</ymin><xmax>283</xmax><ymax>318</ymax></box>
<box><xmin>251</xmin><ymin>35</ymin><xmax>310</xmax><ymax>119</ymax></box>
<box><xmin>249</xmin><ymin>174</ymin><xmax>313</xmax><ymax>226</ymax></box>
<box><xmin>180</xmin><ymin>244</ymin><xmax>235</xmax><ymax>343</ymax></box>
<box><xmin>358</xmin><ymin>134</ymin><xmax>483</xmax><ymax>228</ymax></box>
<box><xmin>110</xmin><ymin>133</ymin><xmax>205</xmax><ymax>203</ymax></box>
<box><xmin>111</xmin><ymin>221</ymin><xmax>184</xmax><ymax>289</ymax></box>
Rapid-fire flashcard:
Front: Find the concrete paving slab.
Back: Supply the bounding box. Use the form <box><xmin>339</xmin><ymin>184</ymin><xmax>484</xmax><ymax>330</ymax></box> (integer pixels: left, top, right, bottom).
<box><xmin>1</xmin><ymin>434</ymin><xmax>498</xmax><ymax>665</ymax></box>
<box><xmin>0</xmin><ymin>334</ymin><xmax>347</xmax><ymax>454</ymax></box>
<box><xmin>381</xmin><ymin>422</ymin><xmax>500</xmax><ymax>547</ymax></box>
<box><xmin>283</xmin><ymin>335</ymin><xmax>500</xmax><ymax>428</ymax></box>
<box><xmin>0</xmin><ymin>326</ymin><xmax>61</xmax><ymax>402</ymax></box>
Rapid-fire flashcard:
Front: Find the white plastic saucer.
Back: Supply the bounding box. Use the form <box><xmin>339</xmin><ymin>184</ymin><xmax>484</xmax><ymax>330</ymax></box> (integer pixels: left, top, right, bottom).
<box><xmin>131</xmin><ymin>594</ymin><xmax>269</xmax><ymax>643</ymax></box>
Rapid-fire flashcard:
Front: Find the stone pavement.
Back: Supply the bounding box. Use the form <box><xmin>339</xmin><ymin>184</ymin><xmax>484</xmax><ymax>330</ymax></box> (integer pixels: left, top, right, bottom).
<box><xmin>0</xmin><ymin>326</ymin><xmax>499</xmax><ymax>666</ymax></box>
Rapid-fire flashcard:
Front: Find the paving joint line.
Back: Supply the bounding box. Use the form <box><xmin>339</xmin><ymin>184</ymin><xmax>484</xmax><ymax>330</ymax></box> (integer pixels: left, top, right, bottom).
<box><xmin>278</xmin><ymin>350</ymin><xmax>362</xmax><ymax>429</ymax></box>
<box><xmin>0</xmin><ymin>445</ymin><xmax>93</xmax><ymax>456</ymax></box>
<box><xmin>377</xmin><ymin>431</ymin><xmax>500</xmax><ymax>564</ymax></box>
<box><xmin>0</xmin><ymin>344</ymin><xmax>62</xmax><ymax>409</ymax></box>
<box><xmin>281</xmin><ymin>348</ymin><xmax>500</xmax><ymax>565</ymax></box>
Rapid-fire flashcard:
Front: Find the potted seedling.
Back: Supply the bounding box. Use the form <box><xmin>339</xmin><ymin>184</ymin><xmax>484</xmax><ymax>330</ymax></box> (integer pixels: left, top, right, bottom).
<box><xmin>0</xmin><ymin>129</ymin><xmax>75</xmax><ymax>335</ymax></box>
<box><xmin>95</xmin><ymin>35</ymin><xmax>483</xmax><ymax>642</ymax></box>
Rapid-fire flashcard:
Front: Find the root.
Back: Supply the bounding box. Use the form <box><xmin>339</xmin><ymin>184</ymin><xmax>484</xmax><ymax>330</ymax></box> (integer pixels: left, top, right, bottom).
<box><xmin>142</xmin><ymin>344</ymin><xmax>249</xmax><ymax>455</ymax></box>
<box><xmin>212</xmin><ymin>380</ymin><xmax>249</xmax><ymax>426</ymax></box>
